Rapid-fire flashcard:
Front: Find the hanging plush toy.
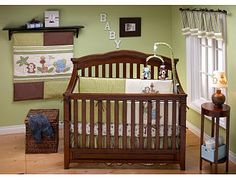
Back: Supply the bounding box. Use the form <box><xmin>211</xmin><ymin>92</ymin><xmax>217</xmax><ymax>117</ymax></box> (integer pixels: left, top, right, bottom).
<box><xmin>143</xmin><ymin>66</ymin><xmax>150</xmax><ymax>79</ymax></box>
<box><xmin>158</xmin><ymin>64</ymin><xmax>168</xmax><ymax>80</ymax></box>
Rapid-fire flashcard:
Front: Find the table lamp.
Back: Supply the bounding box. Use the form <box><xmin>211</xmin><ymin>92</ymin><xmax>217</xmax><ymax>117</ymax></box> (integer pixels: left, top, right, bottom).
<box><xmin>211</xmin><ymin>71</ymin><xmax>228</xmax><ymax>108</ymax></box>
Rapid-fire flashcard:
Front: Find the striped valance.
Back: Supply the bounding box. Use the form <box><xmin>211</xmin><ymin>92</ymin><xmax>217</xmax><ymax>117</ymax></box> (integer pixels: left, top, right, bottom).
<box><xmin>180</xmin><ymin>9</ymin><xmax>227</xmax><ymax>41</ymax></box>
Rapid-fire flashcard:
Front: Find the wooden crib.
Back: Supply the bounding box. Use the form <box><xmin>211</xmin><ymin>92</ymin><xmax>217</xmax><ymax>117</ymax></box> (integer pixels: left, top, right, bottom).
<box><xmin>63</xmin><ymin>50</ymin><xmax>187</xmax><ymax>169</ymax></box>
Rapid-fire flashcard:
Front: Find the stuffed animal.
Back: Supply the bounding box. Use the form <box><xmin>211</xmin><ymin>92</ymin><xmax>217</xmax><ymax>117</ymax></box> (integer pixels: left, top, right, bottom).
<box><xmin>28</xmin><ymin>113</ymin><xmax>54</xmax><ymax>143</ymax></box>
<box><xmin>158</xmin><ymin>64</ymin><xmax>168</xmax><ymax>80</ymax></box>
<box><xmin>143</xmin><ymin>67</ymin><xmax>150</xmax><ymax>79</ymax></box>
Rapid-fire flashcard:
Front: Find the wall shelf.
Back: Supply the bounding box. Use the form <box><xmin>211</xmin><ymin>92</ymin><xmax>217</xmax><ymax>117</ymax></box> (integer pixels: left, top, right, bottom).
<box><xmin>2</xmin><ymin>25</ymin><xmax>84</xmax><ymax>40</ymax></box>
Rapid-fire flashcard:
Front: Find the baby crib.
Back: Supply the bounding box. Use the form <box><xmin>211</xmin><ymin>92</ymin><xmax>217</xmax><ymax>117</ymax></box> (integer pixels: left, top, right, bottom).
<box><xmin>63</xmin><ymin>50</ymin><xmax>187</xmax><ymax>169</ymax></box>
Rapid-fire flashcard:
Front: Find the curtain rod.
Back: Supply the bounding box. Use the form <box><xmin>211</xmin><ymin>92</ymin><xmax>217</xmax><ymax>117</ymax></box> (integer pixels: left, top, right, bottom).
<box><xmin>179</xmin><ymin>8</ymin><xmax>227</xmax><ymax>15</ymax></box>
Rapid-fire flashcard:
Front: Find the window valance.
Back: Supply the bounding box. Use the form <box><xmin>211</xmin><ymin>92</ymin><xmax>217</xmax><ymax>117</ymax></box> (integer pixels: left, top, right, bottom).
<box><xmin>180</xmin><ymin>9</ymin><xmax>227</xmax><ymax>41</ymax></box>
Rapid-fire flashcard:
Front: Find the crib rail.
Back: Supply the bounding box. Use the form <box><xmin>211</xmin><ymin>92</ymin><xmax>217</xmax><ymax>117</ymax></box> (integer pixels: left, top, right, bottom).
<box><xmin>68</xmin><ymin>93</ymin><xmax>185</xmax><ymax>100</ymax></box>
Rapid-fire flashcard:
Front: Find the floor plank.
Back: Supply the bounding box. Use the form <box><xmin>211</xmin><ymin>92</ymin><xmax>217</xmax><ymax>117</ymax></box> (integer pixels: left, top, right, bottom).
<box><xmin>0</xmin><ymin>129</ymin><xmax>236</xmax><ymax>174</ymax></box>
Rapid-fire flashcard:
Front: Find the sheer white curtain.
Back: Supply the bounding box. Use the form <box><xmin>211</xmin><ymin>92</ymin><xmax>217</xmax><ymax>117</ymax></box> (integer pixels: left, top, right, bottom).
<box><xmin>180</xmin><ymin>10</ymin><xmax>227</xmax><ymax>41</ymax></box>
<box><xmin>181</xmin><ymin>9</ymin><xmax>227</xmax><ymax>128</ymax></box>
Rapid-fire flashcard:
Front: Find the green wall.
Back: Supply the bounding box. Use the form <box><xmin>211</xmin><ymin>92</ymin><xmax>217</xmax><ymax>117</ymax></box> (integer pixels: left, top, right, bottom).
<box><xmin>0</xmin><ymin>5</ymin><xmax>172</xmax><ymax>126</ymax></box>
<box><xmin>2</xmin><ymin>5</ymin><xmax>235</xmax><ymax>155</ymax></box>
<box><xmin>171</xmin><ymin>6</ymin><xmax>236</xmax><ymax>155</ymax></box>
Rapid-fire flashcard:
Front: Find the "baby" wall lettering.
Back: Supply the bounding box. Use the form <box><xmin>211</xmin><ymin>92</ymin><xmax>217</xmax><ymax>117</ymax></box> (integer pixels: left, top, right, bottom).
<box><xmin>100</xmin><ymin>13</ymin><xmax>121</xmax><ymax>49</ymax></box>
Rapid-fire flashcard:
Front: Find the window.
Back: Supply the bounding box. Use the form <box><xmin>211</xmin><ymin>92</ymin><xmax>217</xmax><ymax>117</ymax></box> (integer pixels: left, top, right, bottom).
<box><xmin>186</xmin><ymin>36</ymin><xmax>226</xmax><ymax>127</ymax></box>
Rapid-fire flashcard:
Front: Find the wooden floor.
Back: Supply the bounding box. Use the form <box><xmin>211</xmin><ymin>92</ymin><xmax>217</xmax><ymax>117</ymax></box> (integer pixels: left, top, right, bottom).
<box><xmin>0</xmin><ymin>129</ymin><xmax>236</xmax><ymax>174</ymax></box>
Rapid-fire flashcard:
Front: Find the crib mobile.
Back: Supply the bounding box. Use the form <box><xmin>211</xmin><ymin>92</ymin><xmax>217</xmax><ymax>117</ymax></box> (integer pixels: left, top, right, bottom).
<box><xmin>143</xmin><ymin>42</ymin><xmax>179</xmax><ymax>92</ymax></box>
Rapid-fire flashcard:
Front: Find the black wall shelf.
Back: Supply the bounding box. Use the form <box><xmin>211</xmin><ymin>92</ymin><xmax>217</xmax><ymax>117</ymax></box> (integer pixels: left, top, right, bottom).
<box><xmin>2</xmin><ymin>25</ymin><xmax>84</xmax><ymax>40</ymax></box>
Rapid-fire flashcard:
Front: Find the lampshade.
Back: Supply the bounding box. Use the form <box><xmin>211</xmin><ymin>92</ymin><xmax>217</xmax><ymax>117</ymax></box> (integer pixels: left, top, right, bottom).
<box><xmin>211</xmin><ymin>71</ymin><xmax>227</xmax><ymax>108</ymax></box>
<box><xmin>211</xmin><ymin>71</ymin><xmax>228</xmax><ymax>88</ymax></box>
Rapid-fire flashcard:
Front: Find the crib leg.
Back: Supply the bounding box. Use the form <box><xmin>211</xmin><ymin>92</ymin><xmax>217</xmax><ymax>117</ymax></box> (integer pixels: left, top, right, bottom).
<box><xmin>64</xmin><ymin>159</ymin><xmax>70</xmax><ymax>169</ymax></box>
<box><xmin>64</xmin><ymin>146</ymin><xmax>70</xmax><ymax>169</ymax></box>
<box><xmin>180</xmin><ymin>161</ymin><xmax>185</xmax><ymax>170</ymax></box>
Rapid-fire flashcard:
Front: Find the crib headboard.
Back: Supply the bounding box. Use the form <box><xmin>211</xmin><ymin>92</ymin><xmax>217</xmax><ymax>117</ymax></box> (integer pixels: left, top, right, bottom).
<box><xmin>65</xmin><ymin>50</ymin><xmax>184</xmax><ymax>94</ymax></box>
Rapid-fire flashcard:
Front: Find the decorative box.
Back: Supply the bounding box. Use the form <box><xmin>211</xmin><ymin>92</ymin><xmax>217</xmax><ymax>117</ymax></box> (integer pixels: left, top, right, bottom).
<box><xmin>25</xmin><ymin>109</ymin><xmax>59</xmax><ymax>153</ymax></box>
<box><xmin>26</xmin><ymin>22</ymin><xmax>43</xmax><ymax>29</ymax></box>
<box><xmin>201</xmin><ymin>144</ymin><xmax>226</xmax><ymax>162</ymax></box>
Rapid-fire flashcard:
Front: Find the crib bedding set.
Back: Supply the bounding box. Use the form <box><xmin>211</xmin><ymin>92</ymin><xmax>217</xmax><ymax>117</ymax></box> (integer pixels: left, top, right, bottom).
<box><xmin>63</xmin><ymin>50</ymin><xmax>187</xmax><ymax>170</ymax></box>
<box><xmin>70</xmin><ymin>77</ymin><xmax>180</xmax><ymax>149</ymax></box>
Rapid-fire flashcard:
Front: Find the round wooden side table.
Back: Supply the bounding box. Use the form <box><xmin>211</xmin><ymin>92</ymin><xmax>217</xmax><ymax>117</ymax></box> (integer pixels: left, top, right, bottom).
<box><xmin>200</xmin><ymin>102</ymin><xmax>230</xmax><ymax>173</ymax></box>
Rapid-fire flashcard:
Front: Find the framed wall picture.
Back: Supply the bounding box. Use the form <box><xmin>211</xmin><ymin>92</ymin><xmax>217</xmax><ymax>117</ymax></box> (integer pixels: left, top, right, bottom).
<box><xmin>119</xmin><ymin>17</ymin><xmax>141</xmax><ymax>37</ymax></box>
<box><xmin>45</xmin><ymin>11</ymin><xmax>59</xmax><ymax>27</ymax></box>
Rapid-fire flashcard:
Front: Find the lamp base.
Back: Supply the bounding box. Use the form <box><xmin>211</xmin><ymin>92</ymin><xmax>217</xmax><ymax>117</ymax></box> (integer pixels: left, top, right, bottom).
<box><xmin>211</xmin><ymin>89</ymin><xmax>225</xmax><ymax>108</ymax></box>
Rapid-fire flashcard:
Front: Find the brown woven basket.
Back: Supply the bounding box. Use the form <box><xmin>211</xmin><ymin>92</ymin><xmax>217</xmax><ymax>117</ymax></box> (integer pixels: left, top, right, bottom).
<box><xmin>25</xmin><ymin>109</ymin><xmax>59</xmax><ymax>154</ymax></box>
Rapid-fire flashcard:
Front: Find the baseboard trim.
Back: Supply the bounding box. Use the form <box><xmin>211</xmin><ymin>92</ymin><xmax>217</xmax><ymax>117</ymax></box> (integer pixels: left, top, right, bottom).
<box><xmin>186</xmin><ymin>121</ymin><xmax>236</xmax><ymax>164</ymax></box>
<box><xmin>0</xmin><ymin>124</ymin><xmax>25</xmax><ymax>135</ymax></box>
<box><xmin>0</xmin><ymin>121</ymin><xmax>63</xmax><ymax>135</ymax></box>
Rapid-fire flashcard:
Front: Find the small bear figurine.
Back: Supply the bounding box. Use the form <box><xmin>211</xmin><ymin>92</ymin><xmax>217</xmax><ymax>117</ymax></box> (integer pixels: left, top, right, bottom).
<box><xmin>158</xmin><ymin>64</ymin><xmax>168</xmax><ymax>80</ymax></box>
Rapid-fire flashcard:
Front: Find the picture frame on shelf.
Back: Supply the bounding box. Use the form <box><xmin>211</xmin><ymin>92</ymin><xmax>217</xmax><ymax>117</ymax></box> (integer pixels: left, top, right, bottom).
<box><xmin>45</xmin><ymin>11</ymin><xmax>59</xmax><ymax>27</ymax></box>
<box><xmin>119</xmin><ymin>17</ymin><xmax>141</xmax><ymax>37</ymax></box>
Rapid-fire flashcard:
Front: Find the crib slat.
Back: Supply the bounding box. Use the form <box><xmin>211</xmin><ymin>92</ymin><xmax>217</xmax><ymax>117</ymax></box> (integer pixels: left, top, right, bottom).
<box><xmin>95</xmin><ymin>65</ymin><xmax>99</xmax><ymax>77</ymax></box>
<box><xmin>109</xmin><ymin>63</ymin><xmax>112</xmax><ymax>78</ymax></box>
<box><xmin>164</xmin><ymin>100</ymin><xmax>168</xmax><ymax>149</ymax></box>
<box><xmin>147</xmin><ymin>100</ymin><xmax>152</xmax><ymax>149</ymax></box>
<box><xmin>151</xmin><ymin>66</ymin><xmax>154</xmax><ymax>79</ymax></box>
<box><xmin>123</xmin><ymin>63</ymin><xmax>126</xmax><ymax>78</ymax></box>
<box><xmin>139</xmin><ymin>100</ymin><xmax>143</xmax><ymax>149</ymax></box>
<box><xmin>102</xmin><ymin>64</ymin><xmax>106</xmax><ymax>78</ymax></box>
<box><xmin>157</xmin><ymin>67</ymin><xmax>159</xmax><ymax>79</ymax></box>
<box><xmin>88</xmin><ymin>66</ymin><xmax>92</xmax><ymax>77</ymax></box>
<box><xmin>73</xmin><ymin>100</ymin><xmax>78</xmax><ymax>148</ymax></box>
<box><xmin>106</xmin><ymin>100</ymin><xmax>111</xmax><ymax>148</ymax></box>
<box><xmin>130</xmin><ymin>63</ymin><xmax>133</xmax><ymax>78</ymax></box>
<box><xmin>172</xmin><ymin>100</ymin><xmax>177</xmax><ymax>149</ymax></box>
<box><xmin>114</xmin><ymin>100</ymin><xmax>119</xmax><ymax>148</ymax></box>
<box><xmin>116</xmin><ymin>63</ymin><xmax>119</xmax><ymax>78</ymax></box>
<box><xmin>137</xmin><ymin>64</ymin><xmax>140</xmax><ymax>79</ymax></box>
<box><xmin>156</xmin><ymin>100</ymin><xmax>160</xmax><ymax>149</ymax></box>
<box><xmin>82</xmin><ymin>69</ymin><xmax>85</xmax><ymax>76</ymax></box>
<box><xmin>131</xmin><ymin>100</ymin><xmax>135</xmax><ymax>149</ymax></box>
<box><xmin>98</xmin><ymin>100</ymin><xmax>103</xmax><ymax>148</ymax></box>
<box><xmin>82</xmin><ymin>100</ymin><xmax>86</xmax><ymax>148</ymax></box>
<box><xmin>90</xmin><ymin>100</ymin><xmax>94</xmax><ymax>148</ymax></box>
<box><xmin>122</xmin><ymin>100</ymin><xmax>127</xmax><ymax>149</ymax></box>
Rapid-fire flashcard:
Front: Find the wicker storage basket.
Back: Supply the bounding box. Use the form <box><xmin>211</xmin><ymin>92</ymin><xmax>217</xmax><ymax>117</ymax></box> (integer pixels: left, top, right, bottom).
<box><xmin>25</xmin><ymin>109</ymin><xmax>59</xmax><ymax>153</ymax></box>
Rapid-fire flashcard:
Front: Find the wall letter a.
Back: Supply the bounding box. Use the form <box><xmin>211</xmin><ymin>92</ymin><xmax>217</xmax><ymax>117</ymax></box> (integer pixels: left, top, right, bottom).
<box><xmin>104</xmin><ymin>22</ymin><xmax>111</xmax><ymax>31</ymax></box>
